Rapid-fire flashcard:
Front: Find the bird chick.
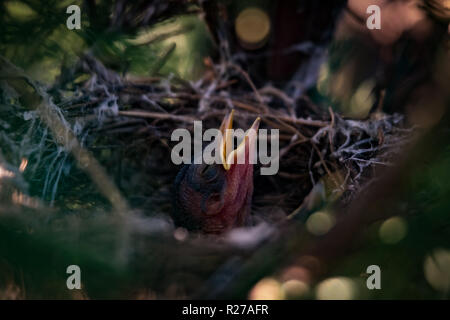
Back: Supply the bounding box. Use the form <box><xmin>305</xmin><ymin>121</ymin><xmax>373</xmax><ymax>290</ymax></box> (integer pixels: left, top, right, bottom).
<box><xmin>173</xmin><ymin>111</ymin><xmax>260</xmax><ymax>234</ymax></box>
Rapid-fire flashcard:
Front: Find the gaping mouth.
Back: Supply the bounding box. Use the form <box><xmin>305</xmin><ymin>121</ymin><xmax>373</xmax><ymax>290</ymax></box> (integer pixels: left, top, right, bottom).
<box><xmin>219</xmin><ymin>110</ymin><xmax>261</xmax><ymax>170</ymax></box>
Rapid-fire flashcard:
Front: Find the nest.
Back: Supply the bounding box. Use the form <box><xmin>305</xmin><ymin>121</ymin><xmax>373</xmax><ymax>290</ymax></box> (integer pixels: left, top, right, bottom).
<box><xmin>60</xmin><ymin>53</ymin><xmax>412</xmax><ymax>209</ymax></box>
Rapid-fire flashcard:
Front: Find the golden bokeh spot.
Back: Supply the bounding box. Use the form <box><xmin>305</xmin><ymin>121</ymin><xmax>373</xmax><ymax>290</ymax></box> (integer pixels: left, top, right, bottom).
<box><xmin>348</xmin><ymin>79</ymin><xmax>376</xmax><ymax>119</ymax></box>
<box><xmin>282</xmin><ymin>280</ymin><xmax>310</xmax><ymax>299</ymax></box>
<box><xmin>316</xmin><ymin>277</ymin><xmax>357</xmax><ymax>300</ymax></box>
<box><xmin>424</xmin><ymin>248</ymin><xmax>450</xmax><ymax>293</ymax></box>
<box><xmin>235</xmin><ymin>8</ymin><xmax>271</xmax><ymax>50</ymax></box>
<box><xmin>379</xmin><ymin>216</ymin><xmax>407</xmax><ymax>244</ymax></box>
<box><xmin>306</xmin><ymin>211</ymin><xmax>336</xmax><ymax>236</ymax></box>
<box><xmin>5</xmin><ymin>1</ymin><xmax>36</xmax><ymax>21</ymax></box>
<box><xmin>248</xmin><ymin>277</ymin><xmax>285</xmax><ymax>300</ymax></box>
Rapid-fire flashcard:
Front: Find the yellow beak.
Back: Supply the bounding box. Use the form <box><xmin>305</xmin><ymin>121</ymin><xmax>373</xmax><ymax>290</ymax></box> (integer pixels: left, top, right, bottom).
<box><xmin>219</xmin><ymin>110</ymin><xmax>261</xmax><ymax>170</ymax></box>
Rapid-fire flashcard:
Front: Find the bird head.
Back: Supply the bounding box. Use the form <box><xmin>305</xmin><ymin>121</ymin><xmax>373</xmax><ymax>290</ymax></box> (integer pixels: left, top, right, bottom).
<box><xmin>173</xmin><ymin>111</ymin><xmax>260</xmax><ymax>234</ymax></box>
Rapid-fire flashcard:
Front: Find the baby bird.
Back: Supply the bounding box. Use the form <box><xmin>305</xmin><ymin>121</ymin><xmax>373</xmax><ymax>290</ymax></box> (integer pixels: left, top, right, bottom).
<box><xmin>173</xmin><ymin>111</ymin><xmax>260</xmax><ymax>234</ymax></box>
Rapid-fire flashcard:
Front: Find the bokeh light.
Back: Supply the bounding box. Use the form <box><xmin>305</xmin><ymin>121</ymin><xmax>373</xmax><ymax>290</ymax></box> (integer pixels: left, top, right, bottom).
<box><xmin>424</xmin><ymin>248</ymin><xmax>450</xmax><ymax>293</ymax></box>
<box><xmin>173</xmin><ymin>227</ymin><xmax>189</xmax><ymax>241</ymax></box>
<box><xmin>348</xmin><ymin>79</ymin><xmax>376</xmax><ymax>118</ymax></box>
<box><xmin>4</xmin><ymin>1</ymin><xmax>37</xmax><ymax>21</ymax></box>
<box><xmin>248</xmin><ymin>277</ymin><xmax>285</xmax><ymax>300</ymax></box>
<box><xmin>306</xmin><ymin>211</ymin><xmax>335</xmax><ymax>236</ymax></box>
<box><xmin>282</xmin><ymin>280</ymin><xmax>310</xmax><ymax>299</ymax></box>
<box><xmin>379</xmin><ymin>216</ymin><xmax>408</xmax><ymax>244</ymax></box>
<box><xmin>315</xmin><ymin>277</ymin><xmax>357</xmax><ymax>300</ymax></box>
<box><xmin>0</xmin><ymin>165</ymin><xmax>14</xmax><ymax>179</ymax></box>
<box><xmin>235</xmin><ymin>7</ymin><xmax>271</xmax><ymax>50</ymax></box>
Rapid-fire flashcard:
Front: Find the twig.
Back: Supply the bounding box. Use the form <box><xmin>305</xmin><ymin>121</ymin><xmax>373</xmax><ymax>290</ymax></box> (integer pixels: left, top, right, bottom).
<box><xmin>118</xmin><ymin>110</ymin><xmax>196</xmax><ymax>123</ymax></box>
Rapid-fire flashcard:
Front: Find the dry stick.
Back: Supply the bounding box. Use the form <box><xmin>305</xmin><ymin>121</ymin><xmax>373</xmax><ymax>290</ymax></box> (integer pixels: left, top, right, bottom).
<box><xmin>118</xmin><ymin>110</ymin><xmax>196</xmax><ymax>123</ymax></box>
<box><xmin>119</xmin><ymin>107</ymin><xmax>323</xmax><ymax>137</ymax></box>
<box><xmin>64</xmin><ymin>100</ymin><xmax>100</xmax><ymax>110</ymax></box>
<box><xmin>225</xmin><ymin>98</ymin><xmax>328</xmax><ymax>127</ymax></box>
<box><xmin>227</xmin><ymin>63</ymin><xmax>264</xmax><ymax>106</ymax></box>
<box><xmin>131</xmin><ymin>23</ymin><xmax>196</xmax><ymax>47</ymax></box>
<box><xmin>259</xmin><ymin>85</ymin><xmax>296</xmax><ymax>118</ymax></box>
<box><xmin>119</xmin><ymin>109</ymin><xmax>295</xmax><ymax>142</ymax></box>
<box><xmin>328</xmin><ymin>107</ymin><xmax>336</xmax><ymax>154</ymax></box>
<box><xmin>119</xmin><ymin>109</ymin><xmax>317</xmax><ymax>145</ymax></box>
<box><xmin>127</xmin><ymin>90</ymin><xmax>328</xmax><ymax>128</ymax></box>
<box><xmin>215</xmin><ymin>79</ymin><xmax>238</xmax><ymax>90</ymax></box>
<box><xmin>276</xmin><ymin>115</ymin><xmax>328</xmax><ymax>127</ymax></box>
<box><xmin>278</xmin><ymin>172</ymin><xmax>309</xmax><ymax>180</ymax></box>
<box><xmin>311</xmin><ymin>142</ymin><xmax>342</xmax><ymax>191</ymax></box>
<box><xmin>272</xmin><ymin>117</ymin><xmax>306</xmax><ymax>140</ymax></box>
<box><xmin>261</xmin><ymin>117</ymin><xmax>297</xmax><ymax>136</ymax></box>
<box><xmin>327</xmin><ymin>107</ymin><xmax>342</xmax><ymax>181</ymax></box>
<box><xmin>220</xmin><ymin>98</ymin><xmax>260</xmax><ymax>113</ymax></box>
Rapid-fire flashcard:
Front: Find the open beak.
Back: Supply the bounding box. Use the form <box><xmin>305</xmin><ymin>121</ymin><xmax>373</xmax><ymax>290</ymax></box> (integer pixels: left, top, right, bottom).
<box><xmin>219</xmin><ymin>110</ymin><xmax>261</xmax><ymax>170</ymax></box>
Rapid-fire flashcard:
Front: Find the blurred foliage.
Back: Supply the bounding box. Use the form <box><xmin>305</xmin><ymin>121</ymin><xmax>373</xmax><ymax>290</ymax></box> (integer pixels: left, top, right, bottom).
<box><xmin>0</xmin><ymin>0</ymin><xmax>212</xmax><ymax>83</ymax></box>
